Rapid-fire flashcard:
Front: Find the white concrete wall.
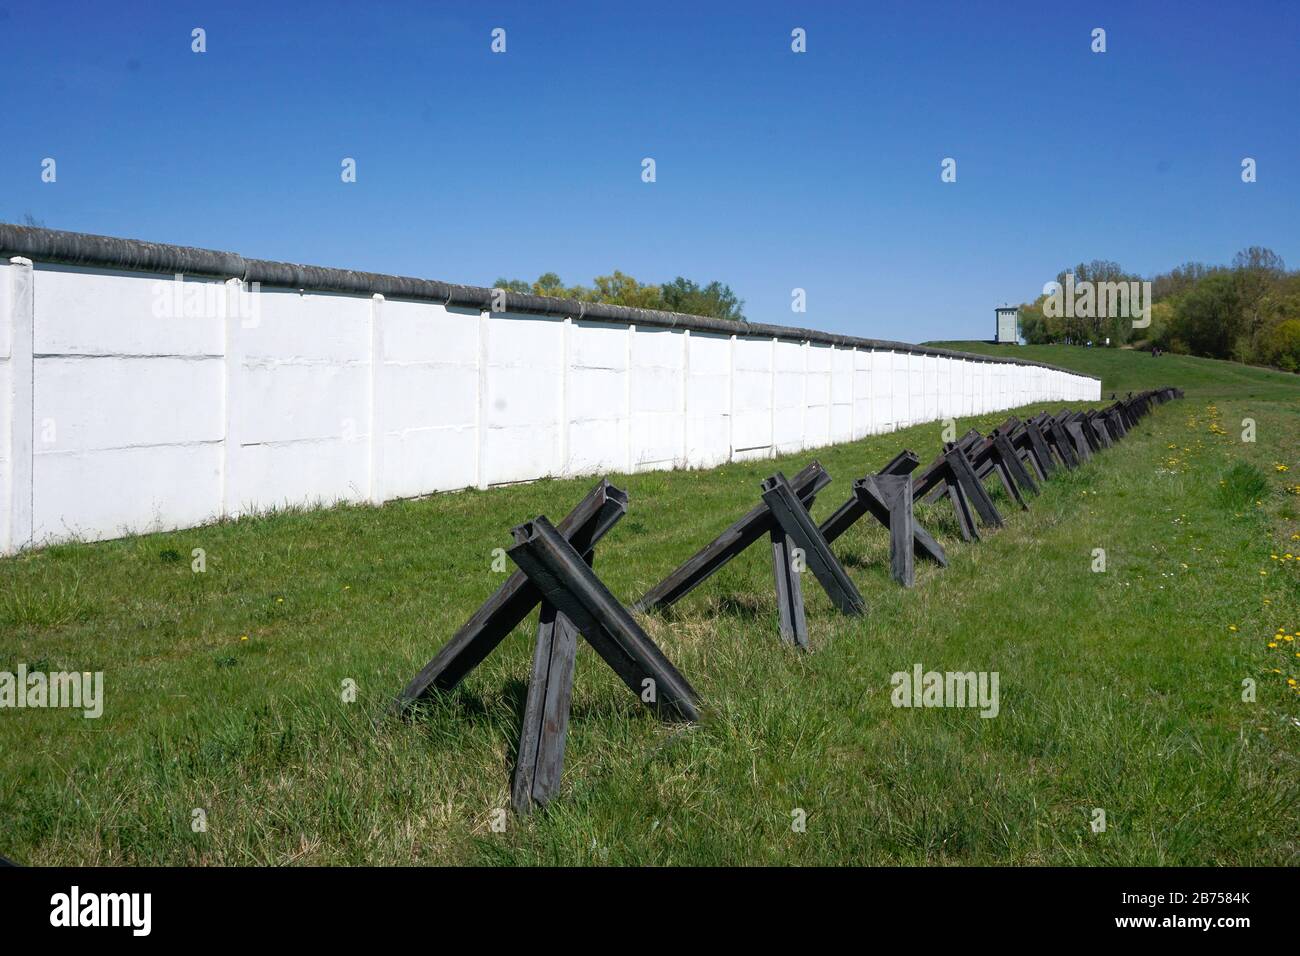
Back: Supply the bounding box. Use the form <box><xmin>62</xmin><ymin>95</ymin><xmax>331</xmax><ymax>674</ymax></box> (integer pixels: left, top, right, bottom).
<box><xmin>1</xmin><ymin>258</ymin><xmax>1100</xmax><ymax>551</ymax></box>
<box><xmin>0</xmin><ymin>259</ymin><xmax>13</xmax><ymax>554</ymax></box>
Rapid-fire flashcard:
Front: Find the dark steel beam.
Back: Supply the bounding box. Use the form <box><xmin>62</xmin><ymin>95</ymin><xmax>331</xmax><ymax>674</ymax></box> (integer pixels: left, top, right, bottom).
<box><xmin>1022</xmin><ymin>419</ymin><xmax>1057</xmax><ymax>478</ymax></box>
<box><xmin>842</xmin><ymin>477</ymin><xmax>947</xmax><ymax>566</ymax></box>
<box><xmin>633</xmin><ymin>460</ymin><xmax>831</xmax><ymax>613</ymax></box>
<box><xmin>945</xmin><ymin>445</ymin><xmax>1003</xmax><ymax>529</ymax></box>
<box><xmin>769</xmin><ymin>529</ymin><xmax>809</xmax><ymax>648</ymax></box>
<box><xmin>818</xmin><ymin>450</ymin><xmax>919</xmax><ymax>543</ymax></box>
<box><xmin>861</xmin><ymin>474</ymin><xmax>915</xmax><ymax>587</ymax></box>
<box><xmin>394</xmin><ymin>479</ymin><xmax>628</xmax><ymax>713</ymax></box>
<box><xmin>991</xmin><ymin>429</ymin><xmax>1039</xmax><ymax>498</ymax></box>
<box><xmin>508</xmin><ymin>516</ymin><xmax>701</xmax><ymax>722</ymax></box>
<box><xmin>511</xmin><ymin>601</ymin><xmax>580</xmax><ymax>815</ymax></box>
<box><xmin>761</xmin><ymin>472</ymin><xmax>867</xmax><ymax>615</ymax></box>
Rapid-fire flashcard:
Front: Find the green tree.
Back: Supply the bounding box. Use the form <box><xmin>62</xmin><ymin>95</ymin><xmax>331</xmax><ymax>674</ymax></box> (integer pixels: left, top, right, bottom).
<box><xmin>1151</xmin><ymin>261</ymin><xmax>1222</xmax><ymax>302</ymax></box>
<box><xmin>536</xmin><ymin>272</ymin><xmax>583</xmax><ymax>299</ymax></box>
<box><xmin>490</xmin><ymin>270</ymin><xmax>746</xmax><ymax>320</ymax></box>
<box><xmin>1146</xmin><ymin>300</ymin><xmax>1177</xmax><ymax>350</ymax></box>
<box><xmin>1231</xmin><ymin>246</ymin><xmax>1285</xmax><ymax>361</ymax></box>
<box><xmin>589</xmin><ymin>271</ymin><xmax>664</xmax><ymax>310</ymax></box>
<box><xmin>1058</xmin><ymin>259</ymin><xmax>1136</xmax><ymax>344</ymax></box>
<box><xmin>492</xmin><ymin>277</ymin><xmax>532</xmax><ymax>294</ymax></box>
<box><xmin>660</xmin><ymin>277</ymin><xmax>746</xmax><ymax>322</ymax></box>
<box><xmin>1172</xmin><ymin>273</ymin><xmax>1244</xmax><ymax>359</ymax></box>
<box><xmin>1017</xmin><ymin>295</ymin><xmax>1054</xmax><ymax>343</ymax></box>
<box><xmin>1262</xmin><ymin>318</ymin><xmax>1300</xmax><ymax>372</ymax></box>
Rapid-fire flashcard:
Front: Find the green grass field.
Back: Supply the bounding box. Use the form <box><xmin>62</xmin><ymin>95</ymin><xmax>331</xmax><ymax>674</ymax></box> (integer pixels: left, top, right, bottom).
<box><xmin>2</xmin><ymin>346</ymin><xmax>1297</xmax><ymax>866</ymax></box>
<box><xmin>930</xmin><ymin>341</ymin><xmax>1300</xmax><ymax>405</ymax></box>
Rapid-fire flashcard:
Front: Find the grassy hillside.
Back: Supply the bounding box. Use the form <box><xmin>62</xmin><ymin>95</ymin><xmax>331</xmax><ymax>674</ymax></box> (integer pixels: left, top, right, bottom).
<box><xmin>929</xmin><ymin>341</ymin><xmax>1299</xmax><ymax>403</ymax></box>
<box><xmin>2</xmin><ymin>346</ymin><xmax>1297</xmax><ymax>865</ymax></box>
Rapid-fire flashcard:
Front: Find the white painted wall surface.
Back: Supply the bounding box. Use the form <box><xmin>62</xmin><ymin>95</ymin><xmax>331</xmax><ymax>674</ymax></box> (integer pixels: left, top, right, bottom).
<box><xmin>0</xmin><ymin>259</ymin><xmax>12</xmax><ymax>554</ymax></box>
<box><xmin>0</xmin><ymin>260</ymin><xmax>1100</xmax><ymax>552</ymax></box>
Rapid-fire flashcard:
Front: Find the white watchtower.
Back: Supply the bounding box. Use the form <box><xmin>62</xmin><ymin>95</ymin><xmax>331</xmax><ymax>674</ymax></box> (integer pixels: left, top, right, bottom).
<box><xmin>994</xmin><ymin>306</ymin><xmax>1019</xmax><ymax>344</ymax></box>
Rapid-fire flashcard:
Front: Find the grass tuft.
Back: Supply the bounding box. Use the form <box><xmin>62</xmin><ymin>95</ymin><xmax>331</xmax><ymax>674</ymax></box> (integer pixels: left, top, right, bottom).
<box><xmin>0</xmin><ymin>571</ymin><xmax>93</xmax><ymax>630</ymax></box>
<box><xmin>1216</xmin><ymin>462</ymin><xmax>1271</xmax><ymax>511</ymax></box>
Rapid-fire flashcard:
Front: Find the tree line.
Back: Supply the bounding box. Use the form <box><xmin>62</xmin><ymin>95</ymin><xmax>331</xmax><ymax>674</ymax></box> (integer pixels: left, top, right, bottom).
<box><xmin>1018</xmin><ymin>247</ymin><xmax>1300</xmax><ymax>371</ymax></box>
<box><xmin>493</xmin><ymin>271</ymin><xmax>746</xmax><ymax>322</ymax></box>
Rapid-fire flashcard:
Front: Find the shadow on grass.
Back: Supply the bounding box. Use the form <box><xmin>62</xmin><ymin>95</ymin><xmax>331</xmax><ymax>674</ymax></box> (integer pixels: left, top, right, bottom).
<box><xmin>840</xmin><ymin>548</ymin><xmax>885</xmax><ymax>571</ymax></box>
<box><xmin>399</xmin><ymin>672</ymin><xmax>650</xmax><ymax>777</ymax></box>
<box><xmin>707</xmin><ymin>593</ymin><xmax>768</xmax><ymax>620</ymax></box>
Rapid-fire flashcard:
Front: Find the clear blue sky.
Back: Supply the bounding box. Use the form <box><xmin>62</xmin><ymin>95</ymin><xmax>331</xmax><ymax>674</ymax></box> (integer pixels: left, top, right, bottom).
<box><xmin>2</xmin><ymin>0</ymin><xmax>1296</xmax><ymax>342</ymax></box>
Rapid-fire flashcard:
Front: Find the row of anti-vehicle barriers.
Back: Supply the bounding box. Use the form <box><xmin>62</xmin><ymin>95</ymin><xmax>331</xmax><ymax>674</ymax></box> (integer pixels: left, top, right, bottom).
<box><xmin>393</xmin><ymin>387</ymin><xmax>1184</xmax><ymax>814</ymax></box>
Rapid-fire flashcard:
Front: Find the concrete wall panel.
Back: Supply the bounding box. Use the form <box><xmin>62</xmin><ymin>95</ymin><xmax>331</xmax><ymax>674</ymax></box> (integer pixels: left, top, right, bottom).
<box><xmin>0</xmin><ymin>259</ymin><xmax>1100</xmax><ymax>551</ymax></box>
